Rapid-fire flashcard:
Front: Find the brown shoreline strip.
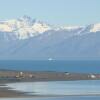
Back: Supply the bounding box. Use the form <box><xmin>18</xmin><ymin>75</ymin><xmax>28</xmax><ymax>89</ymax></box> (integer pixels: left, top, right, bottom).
<box><xmin>0</xmin><ymin>71</ymin><xmax>100</xmax><ymax>83</ymax></box>
<box><xmin>0</xmin><ymin>87</ymin><xmax>28</xmax><ymax>97</ymax></box>
<box><xmin>0</xmin><ymin>71</ymin><xmax>100</xmax><ymax>98</ymax></box>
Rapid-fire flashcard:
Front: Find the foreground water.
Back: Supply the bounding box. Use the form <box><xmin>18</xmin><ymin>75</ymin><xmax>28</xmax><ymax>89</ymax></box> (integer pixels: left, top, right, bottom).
<box><xmin>0</xmin><ymin>80</ymin><xmax>100</xmax><ymax>99</ymax></box>
<box><xmin>6</xmin><ymin>80</ymin><xmax>100</xmax><ymax>96</ymax></box>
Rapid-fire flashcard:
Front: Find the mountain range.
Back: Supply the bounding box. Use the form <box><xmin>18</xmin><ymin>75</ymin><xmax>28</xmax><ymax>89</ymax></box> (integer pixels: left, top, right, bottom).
<box><xmin>0</xmin><ymin>16</ymin><xmax>100</xmax><ymax>60</ymax></box>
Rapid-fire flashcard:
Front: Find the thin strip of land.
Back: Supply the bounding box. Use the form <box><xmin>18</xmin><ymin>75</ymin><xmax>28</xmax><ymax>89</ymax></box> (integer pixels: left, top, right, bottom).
<box><xmin>0</xmin><ymin>70</ymin><xmax>100</xmax><ymax>83</ymax></box>
<box><xmin>0</xmin><ymin>70</ymin><xmax>100</xmax><ymax>98</ymax></box>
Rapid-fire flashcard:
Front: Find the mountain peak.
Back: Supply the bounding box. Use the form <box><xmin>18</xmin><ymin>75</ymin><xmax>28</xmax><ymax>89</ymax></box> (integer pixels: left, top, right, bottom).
<box><xmin>19</xmin><ymin>16</ymin><xmax>45</xmax><ymax>25</ymax></box>
<box><xmin>20</xmin><ymin>15</ymin><xmax>32</xmax><ymax>21</ymax></box>
<box><xmin>0</xmin><ymin>16</ymin><xmax>52</xmax><ymax>40</ymax></box>
<box><xmin>0</xmin><ymin>16</ymin><xmax>100</xmax><ymax>41</ymax></box>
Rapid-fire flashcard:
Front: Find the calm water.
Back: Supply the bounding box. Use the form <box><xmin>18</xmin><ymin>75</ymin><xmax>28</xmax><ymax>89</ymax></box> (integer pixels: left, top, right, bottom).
<box><xmin>0</xmin><ymin>60</ymin><xmax>100</xmax><ymax>73</ymax></box>
<box><xmin>1</xmin><ymin>80</ymin><xmax>100</xmax><ymax>100</ymax></box>
<box><xmin>7</xmin><ymin>80</ymin><xmax>100</xmax><ymax>96</ymax></box>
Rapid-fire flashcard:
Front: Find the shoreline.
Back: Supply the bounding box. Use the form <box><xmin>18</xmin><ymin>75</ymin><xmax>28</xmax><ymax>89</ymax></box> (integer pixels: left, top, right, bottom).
<box><xmin>1</xmin><ymin>87</ymin><xmax>100</xmax><ymax>98</ymax></box>
<box><xmin>0</xmin><ymin>70</ymin><xmax>100</xmax><ymax>98</ymax></box>
<box><xmin>0</xmin><ymin>70</ymin><xmax>100</xmax><ymax>83</ymax></box>
<box><xmin>0</xmin><ymin>80</ymin><xmax>100</xmax><ymax>98</ymax></box>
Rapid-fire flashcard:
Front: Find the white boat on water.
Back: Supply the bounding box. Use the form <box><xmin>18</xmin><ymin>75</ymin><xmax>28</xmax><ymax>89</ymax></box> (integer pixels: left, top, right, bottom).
<box><xmin>48</xmin><ymin>58</ymin><xmax>54</xmax><ymax>61</ymax></box>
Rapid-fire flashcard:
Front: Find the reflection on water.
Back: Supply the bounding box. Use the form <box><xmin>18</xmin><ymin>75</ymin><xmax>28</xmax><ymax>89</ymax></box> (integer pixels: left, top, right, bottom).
<box><xmin>7</xmin><ymin>80</ymin><xmax>100</xmax><ymax>96</ymax></box>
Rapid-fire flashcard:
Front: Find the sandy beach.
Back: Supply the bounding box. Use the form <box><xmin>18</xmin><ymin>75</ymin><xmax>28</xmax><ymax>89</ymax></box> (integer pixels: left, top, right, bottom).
<box><xmin>0</xmin><ymin>87</ymin><xmax>27</xmax><ymax>98</ymax></box>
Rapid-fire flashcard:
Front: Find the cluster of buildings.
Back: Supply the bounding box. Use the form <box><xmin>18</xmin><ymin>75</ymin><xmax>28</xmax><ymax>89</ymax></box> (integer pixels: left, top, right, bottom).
<box><xmin>0</xmin><ymin>71</ymin><xmax>34</xmax><ymax>79</ymax></box>
<box><xmin>15</xmin><ymin>72</ymin><xmax>33</xmax><ymax>79</ymax></box>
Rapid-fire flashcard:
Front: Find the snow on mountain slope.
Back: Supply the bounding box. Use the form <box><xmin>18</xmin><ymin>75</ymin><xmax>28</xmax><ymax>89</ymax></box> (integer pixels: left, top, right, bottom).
<box><xmin>0</xmin><ymin>16</ymin><xmax>100</xmax><ymax>60</ymax></box>
<box><xmin>0</xmin><ymin>30</ymin><xmax>100</xmax><ymax>60</ymax></box>
<box><xmin>0</xmin><ymin>16</ymin><xmax>100</xmax><ymax>41</ymax></box>
<box><xmin>1</xmin><ymin>16</ymin><xmax>100</xmax><ymax>41</ymax></box>
<box><xmin>0</xmin><ymin>16</ymin><xmax>52</xmax><ymax>40</ymax></box>
<box><xmin>0</xmin><ymin>16</ymin><xmax>92</xmax><ymax>40</ymax></box>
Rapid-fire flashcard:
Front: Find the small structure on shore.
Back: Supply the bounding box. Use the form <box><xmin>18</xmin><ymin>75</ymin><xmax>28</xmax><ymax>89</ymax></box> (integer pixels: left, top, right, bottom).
<box><xmin>90</xmin><ymin>74</ymin><xmax>96</xmax><ymax>79</ymax></box>
<box><xmin>16</xmin><ymin>72</ymin><xmax>24</xmax><ymax>78</ymax></box>
<box><xmin>65</xmin><ymin>72</ymin><xmax>70</xmax><ymax>75</ymax></box>
<box><xmin>20</xmin><ymin>72</ymin><xmax>23</xmax><ymax>76</ymax></box>
<box><xmin>88</xmin><ymin>74</ymin><xmax>96</xmax><ymax>79</ymax></box>
<box><xmin>29</xmin><ymin>74</ymin><xmax>33</xmax><ymax>78</ymax></box>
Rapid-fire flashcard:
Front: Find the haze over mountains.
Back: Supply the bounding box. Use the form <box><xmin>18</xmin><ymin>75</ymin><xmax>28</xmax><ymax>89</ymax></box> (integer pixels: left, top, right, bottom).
<box><xmin>0</xmin><ymin>16</ymin><xmax>100</xmax><ymax>60</ymax></box>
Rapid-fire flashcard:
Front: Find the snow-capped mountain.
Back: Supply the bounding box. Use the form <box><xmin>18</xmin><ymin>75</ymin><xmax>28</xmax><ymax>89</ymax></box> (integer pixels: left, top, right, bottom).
<box><xmin>0</xmin><ymin>16</ymin><xmax>52</xmax><ymax>40</ymax></box>
<box><xmin>0</xmin><ymin>16</ymin><xmax>100</xmax><ymax>60</ymax></box>
<box><xmin>0</xmin><ymin>16</ymin><xmax>87</xmax><ymax>40</ymax></box>
<box><xmin>0</xmin><ymin>16</ymin><xmax>100</xmax><ymax>41</ymax></box>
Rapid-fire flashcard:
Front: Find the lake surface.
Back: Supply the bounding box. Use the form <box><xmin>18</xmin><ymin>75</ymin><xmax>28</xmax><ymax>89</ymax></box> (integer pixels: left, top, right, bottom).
<box><xmin>0</xmin><ymin>60</ymin><xmax>100</xmax><ymax>73</ymax></box>
<box><xmin>7</xmin><ymin>80</ymin><xmax>100</xmax><ymax>96</ymax></box>
<box><xmin>1</xmin><ymin>80</ymin><xmax>100</xmax><ymax>100</ymax></box>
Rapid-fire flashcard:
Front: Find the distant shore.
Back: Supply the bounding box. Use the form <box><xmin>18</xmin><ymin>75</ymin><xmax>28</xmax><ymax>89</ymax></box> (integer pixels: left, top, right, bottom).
<box><xmin>0</xmin><ymin>70</ymin><xmax>100</xmax><ymax>98</ymax></box>
<box><xmin>0</xmin><ymin>70</ymin><xmax>100</xmax><ymax>83</ymax></box>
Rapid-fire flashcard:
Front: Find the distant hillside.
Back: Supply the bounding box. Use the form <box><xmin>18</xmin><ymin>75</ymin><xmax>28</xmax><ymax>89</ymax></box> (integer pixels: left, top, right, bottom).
<box><xmin>0</xmin><ymin>16</ymin><xmax>100</xmax><ymax>60</ymax></box>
